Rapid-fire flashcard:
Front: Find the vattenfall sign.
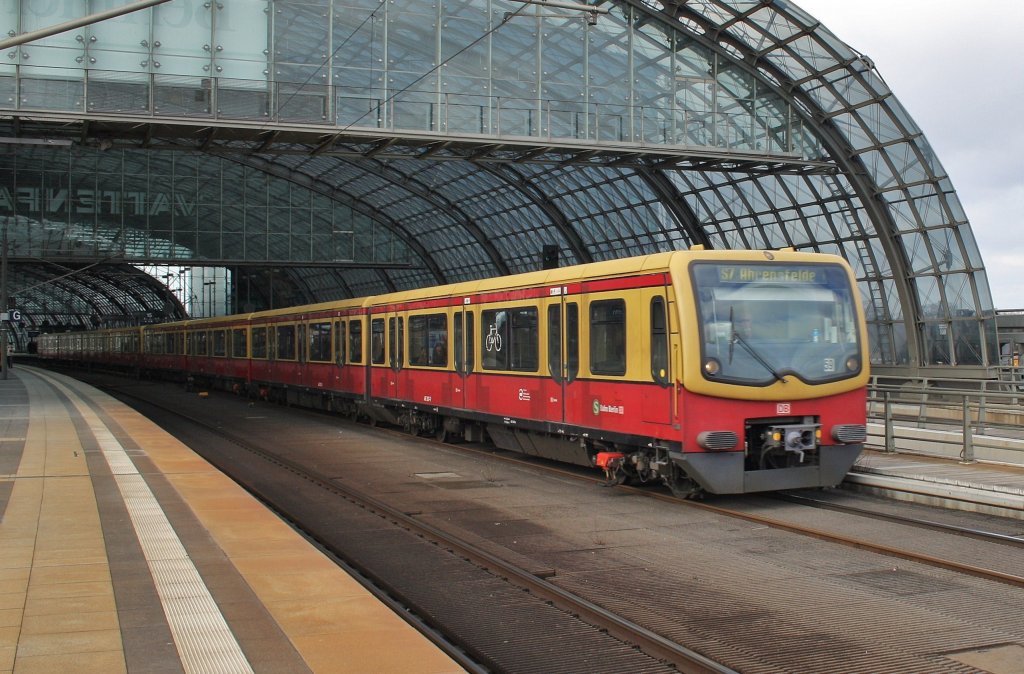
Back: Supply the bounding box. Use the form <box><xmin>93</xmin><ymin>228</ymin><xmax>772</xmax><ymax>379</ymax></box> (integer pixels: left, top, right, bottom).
<box><xmin>0</xmin><ymin>187</ymin><xmax>197</xmax><ymax>217</ymax></box>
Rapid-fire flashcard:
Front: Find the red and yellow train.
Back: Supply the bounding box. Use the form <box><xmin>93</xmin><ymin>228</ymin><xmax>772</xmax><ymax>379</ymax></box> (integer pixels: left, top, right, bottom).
<box><xmin>38</xmin><ymin>247</ymin><xmax>869</xmax><ymax>496</ymax></box>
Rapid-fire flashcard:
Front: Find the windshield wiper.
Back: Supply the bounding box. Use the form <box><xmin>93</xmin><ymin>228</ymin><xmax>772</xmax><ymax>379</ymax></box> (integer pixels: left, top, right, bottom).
<box><xmin>730</xmin><ymin>306</ymin><xmax>788</xmax><ymax>383</ymax></box>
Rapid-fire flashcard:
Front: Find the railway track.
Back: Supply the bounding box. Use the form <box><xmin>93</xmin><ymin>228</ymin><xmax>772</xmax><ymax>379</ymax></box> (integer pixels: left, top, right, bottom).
<box><xmin>362</xmin><ymin>418</ymin><xmax>1024</xmax><ymax>591</ymax></box>
<box><xmin>772</xmin><ymin>492</ymin><xmax>1024</xmax><ymax>546</ymax></box>
<box><xmin>77</xmin><ymin>372</ymin><xmax>1024</xmax><ymax>674</ymax></box>
<box><xmin>101</xmin><ymin>380</ymin><xmax>736</xmax><ymax>674</ymax></box>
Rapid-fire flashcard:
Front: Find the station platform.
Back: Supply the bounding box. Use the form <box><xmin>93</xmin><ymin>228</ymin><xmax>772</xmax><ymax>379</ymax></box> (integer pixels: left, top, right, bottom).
<box><xmin>849</xmin><ymin>449</ymin><xmax>1024</xmax><ymax>520</ymax></box>
<box><xmin>0</xmin><ymin>367</ymin><xmax>464</xmax><ymax>674</ymax></box>
<box><xmin>3</xmin><ymin>367</ymin><xmax>1023</xmax><ymax>674</ymax></box>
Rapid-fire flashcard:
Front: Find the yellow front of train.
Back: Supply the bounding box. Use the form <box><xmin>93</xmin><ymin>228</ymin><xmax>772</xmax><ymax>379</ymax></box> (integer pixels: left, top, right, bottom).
<box><xmin>668</xmin><ymin>248</ymin><xmax>870</xmax><ymax>494</ymax></box>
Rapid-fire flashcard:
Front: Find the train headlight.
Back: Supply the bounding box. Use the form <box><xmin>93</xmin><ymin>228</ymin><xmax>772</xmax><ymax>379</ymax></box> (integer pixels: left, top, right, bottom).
<box><xmin>704</xmin><ymin>358</ymin><xmax>721</xmax><ymax>376</ymax></box>
<box><xmin>845</xmin><ymin>356</ymin><xmax>859</xmax><ymax>372</ymax></box>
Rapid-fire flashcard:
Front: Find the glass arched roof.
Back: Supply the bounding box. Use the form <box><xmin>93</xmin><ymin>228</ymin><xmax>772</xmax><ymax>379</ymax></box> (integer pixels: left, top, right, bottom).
<box><xmin>0</xmin><ymin>0</ymin><xmax>996</xmax><ymax>370</ymax></box>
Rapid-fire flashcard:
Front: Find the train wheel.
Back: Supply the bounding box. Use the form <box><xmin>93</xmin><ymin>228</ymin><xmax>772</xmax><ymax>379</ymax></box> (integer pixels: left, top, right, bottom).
<box><xmin>666</xmin><ymin>467</ymin><xmax>703</xmax><ymax>499</ymax></box>
<box><xmin>435</xmin><ymin>417</ymin><xmax>451</xmax><ymax>442</ymax></box>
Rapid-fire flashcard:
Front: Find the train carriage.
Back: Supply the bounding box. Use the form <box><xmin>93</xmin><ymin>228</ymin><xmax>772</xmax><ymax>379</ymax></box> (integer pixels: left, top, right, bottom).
<box><xmin>38</xmin><ymin>248</ymin><xmax>869</xmax><ymax>496</ymax></box>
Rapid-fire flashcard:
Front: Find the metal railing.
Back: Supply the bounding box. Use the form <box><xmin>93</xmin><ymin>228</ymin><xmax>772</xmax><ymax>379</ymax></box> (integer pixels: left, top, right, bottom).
<box><xmin>866</xmin><ymin>369</ymin><xmax>1024</xmax><ymax>466</ymax></box>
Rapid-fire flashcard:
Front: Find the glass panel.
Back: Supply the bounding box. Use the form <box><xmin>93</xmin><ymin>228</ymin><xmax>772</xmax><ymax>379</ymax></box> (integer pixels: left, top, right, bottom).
<box><xmin>408</xmin><ymin>314</ymin><xmax>448</xmax><ymax>366</ymax></box>
<box><xmin>212</xmin><ymin>330</ymin><xmax>226</xmax><ymax>357</ymax></box>
<box><xmin>454</xmin><ymin>312</ymin><xmax>463</xmax><ymax>372</ymax></box>
<box><xmin>482</xmin><ymin>308</ymin><xmax>508</xmax><ymax>370</ymax></box>
<box><xmin>590</xmin><ymin>299</ymin><xmax>626</xmax><ymax>376</ymax></box>
<box><xmin>232</xmin><ymin>328</ymin><xmax>247</xmax><ymax>358</ymax></box>
<box><xmin>548</xmin><ymin>304</ymin><xmax>561</xmax><ymax>378</ymax></box>
<box><xmin>276</xmin><ymin>325</ymin><xmax>296</xmax><ymax>360</ymax></box>
<box><xmin>694</xmin><ymin>262</ymin><xmax>863</xmax><ymax>384</ymax></box>
<box><xmin>309</xmin><ymin>321</ymin><xmax>332</xmax><ymax>362</ymax></box>
<box><xmin>466</xmin><ymin>311</ymin><xmax>475</xmax><ymax>373</ymax></box>
<box><xmin>481</xmin><ymin>306</ymin><xmax>537</xmax><ymax>371</ymax></box>
<box><xmin>566</xmin><ymin>302</ymin><xmax>579</xmax><ymax>381</ymax></box>
<box><xmin>650</xmin><ymin>296</ymin><xmax>668</xmax><ymax>384</ymax></box>
<box><xmin>349</xmin><ymin>319</ymin><xmax>363</xmax><ymax>363</ymax></box>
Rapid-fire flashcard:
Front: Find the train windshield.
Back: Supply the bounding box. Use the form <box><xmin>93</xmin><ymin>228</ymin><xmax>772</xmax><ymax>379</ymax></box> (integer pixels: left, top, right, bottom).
<box><xmin>693</xmin><ymin>262</ymin><xmax>862</xmax><ymax>385</ymax></box>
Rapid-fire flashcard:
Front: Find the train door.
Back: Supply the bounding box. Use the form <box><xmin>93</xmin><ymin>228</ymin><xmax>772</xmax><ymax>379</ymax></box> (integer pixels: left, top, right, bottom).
<box><xmin>366</xmin><ymin>307</ymin><xmax>404</xmax><ymax>402</ymax></box>
<box><xmin>388</xmin><ymin>312</ymin><xmax>404</xmax><ymax>400</ymax></box>
<box><xmin>453</xmin><ymin>303</ymin><xmax>475</xmax><ymax>411</ymax></box>
<box><xmin>545</xmin><ymin>294</ymin><xmax>580</xmax><ymax>427</ymax></box>
<box><xmin>367</xmin><ymin>311</ymin><xmax>387</xmax><ymax>402</ymax></box>
<box><xmin>642</xmin><ymin>292</ymin><xmax>674</xmax><ymax>425</ymax></box>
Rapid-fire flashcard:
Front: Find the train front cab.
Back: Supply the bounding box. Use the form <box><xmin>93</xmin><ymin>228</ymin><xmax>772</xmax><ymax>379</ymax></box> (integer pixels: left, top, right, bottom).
<box><xmin>670</xmin><ymin>249</ymin><xmax>870</xmax><ymax>495</ymax></box>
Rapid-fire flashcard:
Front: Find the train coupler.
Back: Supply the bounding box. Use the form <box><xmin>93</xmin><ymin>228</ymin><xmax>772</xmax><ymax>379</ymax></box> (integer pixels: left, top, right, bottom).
<box><xmin>595</xmin><ymin>451</ymin><xmax>626</xmax><ymax>484</ymax></box>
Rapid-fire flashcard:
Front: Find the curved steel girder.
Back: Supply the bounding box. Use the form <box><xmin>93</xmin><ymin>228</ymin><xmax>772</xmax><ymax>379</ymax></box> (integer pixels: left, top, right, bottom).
<box><xmin>221</xmin><ymin>148</ymin><xmax>513</xmax><ymax>283</ymax></box>
<box><xmin>476</xmin><ymin>163</ymin><xmax>592</xmax><ymax>266</ymax></box>
<box><xmin>350</xmin><ymin>158</ymin><xmax>511</xmax><ymax>277</ymax></box>
<box><xmin>14</xmin><ymin>271</ymin><xmax>99</xmax><ymax>323</ymax></box>
<box><xmin>627</xmin><ymin>0</ymin><xmax>921</xmax><ymax>366</ymax></box>
<box><xmin>639</xmin><ymin>169</ymin><xmax>713</xmax><ymax>249</ymax></box>
<box><xmin>14</xmin><ymin>262</ymin><xmax>186</xmax><ymax>327</ymax></box>
<box><xmin>24</xmin><ymin>267</ymin><xmax>128</xmax><ymax>317</ymax></box>
<box><xmin>206</xmin><ymin>151</ymin><xmax>449</xmax><ymax>287</ymax></box>
<box><xmin>15</xmin><ymin>268</ymin><xmax>117</xmax><ymax>326</ymax></box>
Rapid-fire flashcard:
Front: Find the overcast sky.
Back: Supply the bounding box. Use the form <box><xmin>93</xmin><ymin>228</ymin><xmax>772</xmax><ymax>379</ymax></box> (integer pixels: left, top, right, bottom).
<box><xmin>793</xmin><ymin>1</ymin><xmax>1024</xmax><ymax>311</ymax></box>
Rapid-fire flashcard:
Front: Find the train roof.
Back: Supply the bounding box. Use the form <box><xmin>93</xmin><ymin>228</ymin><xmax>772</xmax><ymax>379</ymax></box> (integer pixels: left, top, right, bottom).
<box><xmin>140</xmin><ymin>248</ymin><xmax>852</xmax><ymax>330</ymax></box>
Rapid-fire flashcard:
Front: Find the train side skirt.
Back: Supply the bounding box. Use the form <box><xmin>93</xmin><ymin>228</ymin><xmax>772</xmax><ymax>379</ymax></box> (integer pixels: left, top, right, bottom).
<box><xmin>672</xmin><ymin>444</ymin><xmax>863</xmax><ymax>494</ymax></box>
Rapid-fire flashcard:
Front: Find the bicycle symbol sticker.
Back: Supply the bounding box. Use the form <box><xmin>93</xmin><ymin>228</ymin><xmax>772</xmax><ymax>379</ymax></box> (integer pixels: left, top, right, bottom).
<box><xmin>485</xmin><ymin>323</ymin><xmax>502</xmax><ymax>351</ymax></box>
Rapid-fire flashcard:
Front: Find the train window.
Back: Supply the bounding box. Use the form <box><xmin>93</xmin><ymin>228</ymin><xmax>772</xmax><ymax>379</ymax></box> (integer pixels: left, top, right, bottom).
<box><xmin>309</xmin><ymin>322</ymin><xmax>332</xmax><ymax>362</ymax></box>
<box><xmin>251</xmin><ymin>327</ymin><xmax>268</xmax><ymax>359</ymax></box>
<box><xmin>408</xmin><ymin>314</ymin><xmax>448</xmax><ymax>367</ymax></box>
<box><xmin>566</xmin><ymin>303</ymin><xmax>579</xmax><ymax>380</ymax></box>
<box><xmin>549</xmin><ymin>303</ymin><xmax>580</xmax><ymax>380</ymax></box>
<box><xmin>547</xmin><ymin>305</ymin><xmax>561</xmax><ymax>378</ymax></box>
<box><xmin>334</xmin><ymin>321</ymin><xmax>346</xmax><ymax>364</ymax></box>
<box><xmin>371</xmin><ymin>318</ymin><xmax>385</xmax><ymax>364</ymax></box>
<box><xmin>231</xmin><ymin>328</ymin><xmax>248</xmax><ymax>358</ymax></box>
<box><xmin>482</xmin><ymin>309</ymin><xmax>507</xmax><ymax>370</ymax></box>
<box><xmin>388</xmin><ymin>318</ymin><xmax>404</xmax><ymax>369</ymax></box>
<box><xmin>590</xmin><ymin>299</ymin><xmax>626</xmax><ymax>376</ymax></box>
<box><xmin>349</xmin><ymin>320</ymin><xmax>363</xmax><ymax>363</ymax></box>
<box><xmin>650</xmin><ymin>296</ymin><xmax>669</xmax><ymax>386</ymax></box>
<box><xmin>512</xmin><ymin>309</ymin><xmax>539</xmax><ymax>371</ymax></box>
<box><xmin>482</xmin><ymin>307</ymin><xmax>537</xmax><ymax>371</ymax></box>
<box><xmin>195</xmin><ymin>331</ymin><xmax>209</xmax><ymax>357</ymax></box>
<box><xmin>466</xmin><ymin>312</ymin><xmax>474</xmax><ymax>372</ymax></box>
<box><xmin>454</xmin><ymin>313</ymin><xmax>463</xmax><ymax>371</ymax></box>
<box><xmin>276</xmin><ymin>325</ymin><xmax>296</xmax><ymax>360</ymax></box>
<box><xmin>212</xmin><ymin>330</ymin><xmax>227</xmax><ymax>357</ymax></box>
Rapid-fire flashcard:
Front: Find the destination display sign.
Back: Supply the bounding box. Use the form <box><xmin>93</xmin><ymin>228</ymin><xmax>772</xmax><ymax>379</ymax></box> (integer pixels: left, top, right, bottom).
<box><xmin>717</xmin><ymin>266</ymin><xmax>820</xmax><ymax>284</ymax></box>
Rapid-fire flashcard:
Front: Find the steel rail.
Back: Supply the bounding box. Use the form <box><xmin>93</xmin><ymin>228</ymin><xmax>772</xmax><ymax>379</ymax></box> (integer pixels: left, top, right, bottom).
<box><xmin>773</xmin><ymin>492</ymin><xmax>1024</xmax><ymax>546</ymax></box>
<box><xmin>367</xmin><ymin>426</ymin><xmax>1024</xmax><ymax>591</ymax></box>
<box><xmin>101</xmin><ymin>381</ymin><xmax>738</xmax><ymax>674</ymax></box>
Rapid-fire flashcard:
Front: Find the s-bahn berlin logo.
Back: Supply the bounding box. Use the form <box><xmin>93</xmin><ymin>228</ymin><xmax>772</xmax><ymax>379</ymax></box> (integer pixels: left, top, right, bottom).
<box><xmin>592</xmin><ymin>399</ymin><xmax>624</xmax><ymax>416</ymax></box>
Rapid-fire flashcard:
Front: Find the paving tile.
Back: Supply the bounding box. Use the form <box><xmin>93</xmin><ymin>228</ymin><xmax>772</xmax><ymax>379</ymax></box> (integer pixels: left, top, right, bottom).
<box><xmin>11</xmin><ymin>650</ymin><xmax>126</xmax><ymax>674</ymax></box>
<box><xmin>26</xmin><ymin>563</ymin><xmax>110</xmax><ymax>586</ymax></box>
<box><xmin>24</xmin><ymin>581</ymin><xmax>112</xmax><ymax>601</ymax></box>
<box><xmin>15</xmin><ymin>628</ymin><xmax>122</xmax><ymax>658</ymax></box>
<box><xmin>291</xmin><ymin>629</ymin><xmax>462</xmax><ymax>674</ymax></box>
<box><xmin>0</xmin><ymin>595</ymin><xmax>22</xmax><ymax>612</ymax></box>
<box><xmin>0</xmin><ymin>610</ymin><xmax>21</xmax><ymax>629</ymax></box>
<box><xmin>23</xmin><ymin>593</ymin><xmax>116</xmax><ymax>618</ymax></box>
<box><xmin>21</xmin><ymin>609</ymin><xmax>119</xmax><ymax>635</ymax></box>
